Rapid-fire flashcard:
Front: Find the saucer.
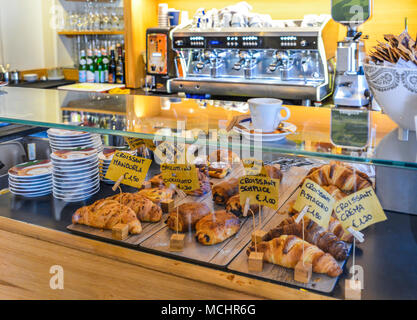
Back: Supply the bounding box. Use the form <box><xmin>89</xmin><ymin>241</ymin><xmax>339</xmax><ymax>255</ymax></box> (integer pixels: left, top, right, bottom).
<box><xmin>233</xmin><ymin>120</ymin><xmax>297</xmax><ymax>142</ymax></box>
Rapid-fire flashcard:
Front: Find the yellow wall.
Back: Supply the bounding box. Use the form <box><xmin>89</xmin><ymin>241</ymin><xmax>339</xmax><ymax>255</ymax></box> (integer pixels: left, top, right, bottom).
<box><xmin>156</xmin><ymin>0</ymin><xmax>417</xmax><ymax>50</ymax></box>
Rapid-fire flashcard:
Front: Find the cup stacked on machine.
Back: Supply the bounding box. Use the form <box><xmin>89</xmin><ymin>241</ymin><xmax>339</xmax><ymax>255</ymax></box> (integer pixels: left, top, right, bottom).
<box><xmin>47</xmin><ymin>128</ymin><xmax>103</xmax><ymax>153</ymax></box>
<box><xmin>51</xmin><ymin>148</ymin><xmax>100</xmax><ymax>202</ymax></box>
<box><xmin>99</xmin><ymin>146</ymin><xmax>137</xmax><ymax>184</ymax></box>
<box><xmin>8</xmin><ymin>160</ymin><xmax>53</xmax><ymax>197</ymax></box>
<box><xmin>158</xmin><ymin>3</ymin><xmax>169</xmax><ymax>27</ymax></box>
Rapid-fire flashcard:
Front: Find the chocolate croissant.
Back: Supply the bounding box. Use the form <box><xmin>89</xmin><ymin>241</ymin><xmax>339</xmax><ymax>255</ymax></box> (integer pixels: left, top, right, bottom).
<box><xmin>225</xmin><ymin>194</ymin><xmax>259</xmax><ymax>217</ymax></box>
<box><xmin>195</xmin><ymin>210</ymin><xmax>240</xmax><ymax>245</ymax></box>
<box><xmin>247</xmin><ymin>235</ymin><xmax>342</xmax><ymax>277</ymax></box>
<box><xmin>166</xmin><ymin>202</ymin><xmax>210</xmax><ymax>232</ymax></box>
<box><xmin>212</xmin><ymin>178</ymin><xmax>239</xmax><ymax>205</ymax></box>
<box><xmin>262</xmin><ymin>216</ymin><xmax>349</xmax><ymax>260</ymax></box>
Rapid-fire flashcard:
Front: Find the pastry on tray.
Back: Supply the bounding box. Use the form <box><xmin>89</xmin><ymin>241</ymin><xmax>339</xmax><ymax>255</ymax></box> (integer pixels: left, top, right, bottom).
<box><xmin>195</xmin><ymin>210</ymin><xmax>240</xmax><ymax>245</ymax></box>
<box><xmin>212</xmin><ymin>178</ymin><xmax>239</xmax><ymax>205</ymax></box>
<box><xmin>166</xmin><ymin>202</ymin><xmax>211</xmax><ymax>232</ymax></box>
<box><xmin>108</xmin><ymin>193</ymin><xmax>162</xmax><ymax>223</ymax></box>
<box><xmin>264</xmin><ymin>164</ymin><xmax>283</xmax><ymax>180</ymax></box>
<box><xmin>288</xmin><ymin>201</ymin><xmax>353</xmax><ymax>243</ymax></box>
<box><xmin>137</xmin><ymin>187</ymin><xmax>174</xmax><ymax>204</ymax></box>
<box><xmin>149</xmin><ymin>173</ymin><xmax>165</xmax><ymax>188</ymax></box>
<box><xmin>302</xmin><ymin>161</ymin><xmax>372</xmax><ymax>194</ymax></box>
<box><xmin>208</xmin><ymin>161</ymin><xmax>231</xmax><ymax>179</ymax></box>
<box><xmin>262</xmin><ymin>214</ymin><xmax>350</xmax><ymax>261</ymax></box>
<box><xmin>246</xmin><ymin>235</ymin><xmax>342</xmax><ymax>277</ymax></box>
<box><xmin>208</xmin><ymin>149</ymin><xmax>240</xmax><ymax>165</ymax></box>
<box><xmin>72</xmin><ymin>200</ymin><xmax>142</xmax><ymax>234</ymax></box>
<box><xmin>225</xmin><ymin>194</ymin><xmax>259</xmax><ymax>217</ymax></box>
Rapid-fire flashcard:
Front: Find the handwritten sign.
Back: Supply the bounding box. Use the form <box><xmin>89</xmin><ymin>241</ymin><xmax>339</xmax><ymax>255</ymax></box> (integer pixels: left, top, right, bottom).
<box><xmin>239</xmin><ymin>175</ymin><xmax>280</xmax><ymax>211</ymax></box>
<box><xmin>105</xmin><ymin>151</ymin><xmax>152</xmax><ymax>188</ymax></box>
<box><xmin>334</xmin><ymin>186</ymin><xmax>387</xmax><ymax>232</ymax></box>
<box><xmin>242</xmin><ymin>158</ymin><xmax>265</xmax><ymax>176</ymax></box>
<box><xmin>293</xmin><ymin>179</ymin><xmax>335</xmax><ymax>228</ymax></box>
<box><xmin>161</xmin><ymin>163</ymin><xmax>200</xmax><ymax>192</ymax></box>
<box><xmin>125</xmin><ymin>137</ymin><xmax>156</xmax><ymax>151</ymax></box>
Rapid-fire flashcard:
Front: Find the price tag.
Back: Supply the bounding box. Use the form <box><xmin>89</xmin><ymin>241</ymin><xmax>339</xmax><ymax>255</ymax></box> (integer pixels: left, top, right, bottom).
<box><xmin>105</xmin><ymin>151</ymin><xmax>152</xmax><ymax>188</ymax></box>
<box><xmin>239</xmin><ymin>175</ymin><xmax>280</xmax><ymax>211</ymax></box>
<box><xmin>161</xmin><ymin>163</ymin><xmax>200</xmax><ymax>192</ymax></box>
<box><xmin>334</xmin><ymin>186</ymin><xmax>387</xmax><ymax>232</ymax></box>
<box><xmin>242</xmin><ymin>158</ymin><xmax>265</xmax><ymax>176</ymax></box>
<box><xmin>293</xmin><ymin>179</ymin><xmax>335</xmax><ymax>229</ymax></box>
<box><xmin>125</xmin><ymin>137</ymin><xmax>156</xmax><ymax>151</ymax></box>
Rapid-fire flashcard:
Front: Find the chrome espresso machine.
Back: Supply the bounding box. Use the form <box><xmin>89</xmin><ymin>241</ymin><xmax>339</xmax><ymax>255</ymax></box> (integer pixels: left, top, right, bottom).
<box><xmin>169</xmin><ymin>17</ymin><xmax>339</xmax><ymax>104</ymax></box>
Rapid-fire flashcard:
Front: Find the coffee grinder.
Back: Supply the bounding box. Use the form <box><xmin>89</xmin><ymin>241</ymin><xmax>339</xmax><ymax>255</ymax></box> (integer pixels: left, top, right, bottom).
<box><xmin>332</xmin><ymin>0</ymin><xmax>372</xmax><ymax>107</ymax></box>
<box><xmin>145</xmin><ymin>27</ymin><xmax>176</xmax><ymax>93</ymax></box>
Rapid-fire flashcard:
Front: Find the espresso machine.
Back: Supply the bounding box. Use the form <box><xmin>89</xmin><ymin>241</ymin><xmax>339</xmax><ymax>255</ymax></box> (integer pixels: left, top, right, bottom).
<box><xmin>332</xmin><ymin>0</ymin><xmax>372</xmax><ymax>107</ymax></box>
<box><xmin>169</xmin><ymin>17</ymin><xmax>339</xmax><ymax>104</ymax></box>
<box><xmin>146</xmin><ymin>27</ymin><xmax>176</xmax><ymax>93</ymax></box>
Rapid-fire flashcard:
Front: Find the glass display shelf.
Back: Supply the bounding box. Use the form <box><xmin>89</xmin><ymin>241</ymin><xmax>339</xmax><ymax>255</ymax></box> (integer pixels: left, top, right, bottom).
<box><xmin>0</xmin><ymin>86</ymin><xmax>415</xmax><ymax>170</ymax></box>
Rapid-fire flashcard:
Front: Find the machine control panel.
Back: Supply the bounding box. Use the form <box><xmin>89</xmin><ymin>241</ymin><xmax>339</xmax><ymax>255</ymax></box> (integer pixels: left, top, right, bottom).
<box><xmin>173</xmin><ymin>35</ymin><xmax>318</xmax><ymax>50</ymax></box>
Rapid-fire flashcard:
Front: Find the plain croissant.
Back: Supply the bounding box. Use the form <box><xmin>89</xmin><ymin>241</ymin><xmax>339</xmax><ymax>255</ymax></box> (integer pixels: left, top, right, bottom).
<box><xmin>73</xmin><ymin>200</ymin><xmax>142</xmax><ymax>234</ymax></box>
<box><xmin>247</xmin><ymin>235</ymin><xmax>342</xmax><ymax>277</ymax></box>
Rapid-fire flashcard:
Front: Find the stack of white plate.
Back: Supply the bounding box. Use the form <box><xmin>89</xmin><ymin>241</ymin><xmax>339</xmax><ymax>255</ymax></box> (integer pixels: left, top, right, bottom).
<box><xmin>51</xmin><ymin>148</ymin><xmax>100</xmax><ymax>202</ymax></box>
<box><xmin>47</xmin><ymin>129</ymin><xmax>103</xmax><ymax>153</ymax></box>
<box><xmin>99</xmin><ymin>147</ymin><xmax>137</xmax><ymax>184</ymax></box>
<box><xmin>8</xmin><ymin>160</ymin><xmax>53</xmax><ymax>197</ymax></box>
<box><xmin>158</xmin><ymin>3</ymin><xmax>169</xmax><ymax>27</ymax></box>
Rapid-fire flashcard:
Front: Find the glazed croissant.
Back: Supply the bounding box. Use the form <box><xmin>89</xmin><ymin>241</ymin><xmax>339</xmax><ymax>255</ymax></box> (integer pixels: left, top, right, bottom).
<box><xmin>73</xmin><ymin>200</ymin><xmax>142</xmax><ymax>234</ymax></box>
<box><xmin>262</xmin><ymin>215</ymin><xmax>349</xmax><ymax>260</ymax></box>
<box><xmin>195</xmin><ymin>210</ymin><xmax>240</xmax><ymax>245</ymax></box>
<box><xmin>247</xmin><ymin>235</ymin><xmax>342</xmax><ymax>277</ymax></box>
<box><xmin>166</xmin><ymin>202</ymin><xmax>210</xmax><ymax>232</ymax></box>
<box><xmin>303</xmin><ymin>161</ymin><xmax>372</xmax><ymax>194</ymax></box>
<box><xmin>212</xmin><ymin>178</ymin><xmax>239</xmax><ymax>205</ymax></box>
<box><xmin>108</xmin><ymin>193</ymin><xmax>162</xmax><ymax>222</ymax></box>
<box><xmin>288</xmin><ymin>202</ymin><xmax>353</xmax><ymax>243</ymax></box>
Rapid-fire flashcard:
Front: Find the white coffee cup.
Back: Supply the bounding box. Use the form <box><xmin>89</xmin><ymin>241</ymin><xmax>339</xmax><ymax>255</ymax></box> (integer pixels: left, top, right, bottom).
<box><xmin>248</xmin><ymin>98</ymin><xmax>290</xmax><ymax>132</ymax></box>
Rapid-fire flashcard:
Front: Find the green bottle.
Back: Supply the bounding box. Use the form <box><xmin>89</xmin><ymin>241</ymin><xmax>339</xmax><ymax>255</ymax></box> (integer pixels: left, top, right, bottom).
<box><xmin>94</xmin><ymin>50</ymin><xmax>104</xmax><ymax>83</ymax></box>
<box><xmin>101</xmin><ymin>48</ymin><xmax>109</xmax><ymax>83</ymax></box>
<box><xmin>86</xmin><ymin>49</ymin><xmax>95</xmax><ymax>83</ymax></box>
<box><xmin>78</xmin><ymin>50</ymin><xmax>87</xmax><ymax>83</ymax></box>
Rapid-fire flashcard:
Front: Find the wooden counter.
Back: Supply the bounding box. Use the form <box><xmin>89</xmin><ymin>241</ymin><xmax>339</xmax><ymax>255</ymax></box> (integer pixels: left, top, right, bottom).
<box><xmin>0</xmin><ymin>216</ymin><xmax>332</xmax><ymax>300</ymax></box>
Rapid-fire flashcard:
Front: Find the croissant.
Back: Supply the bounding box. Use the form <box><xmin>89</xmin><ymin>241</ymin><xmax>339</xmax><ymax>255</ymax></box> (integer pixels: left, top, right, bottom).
<box><xmin>264</xmin><ymin>165</ymin><xmax>283</xmax><ymax>181</ymax></box>
<box><xmin>288</xmin><ymin>203</ymin><xmax>353</xmax><ymax>243</ymax></box>
<box><xmin>247</xmin><ymin>235</ymin><xmax>342</xmax><ymax>277</ymax></box>
<box><xmin>195</xmin><ymin>210</ymin><xmax>240</xmax><ymax>245</ymax></box>
<box><xmin>303</xmin><ymin>161</ymin><xmax>372</xmax><ymax>194</ymax></box>
<box><xmin>212</xmin><ymin>178</ymin><xmax>239</xmax><ymax>205</ymax></box>
<box><xmin>226</xmin><ymin>194</ymin><xmax>259</xmax><ymax>217</ymax></box>
<box><xmin>137</xmin><ymin>187</ymin><xmax>174</xmax><ymax>204</ymax></box>
<box><xmin>262</xmin><ymin>216</ymin><xmax>349</xmax><ymax>260</ymax></box>
<box><xmin>166</xmin><ymin>202</ymin><xmax>210</xmax><ymax>232</ymax></box>
<box><xmin>108</xmin><ymin>193</ymin><xmax>162</xmax><ymax>222</ymax></box>
<box><xmin>186</xmin><ymin>169</ymin><xmax>211</xmax><ymax>196</ymax></box>
<box><xmin>73</xmin><ymin>200</ymin><xmax>142</xmax><ymax>234</ymax></box>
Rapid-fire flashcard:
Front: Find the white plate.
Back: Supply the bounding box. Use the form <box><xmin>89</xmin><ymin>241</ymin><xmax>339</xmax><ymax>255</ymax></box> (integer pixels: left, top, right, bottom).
<box><xmin>53</xmin><ymin>181</ymin><xmax>100</xmax><ymax>193</ymax></box>
<box><xmin>9</xmin><ymin>181</ymin><xmax>52</xmax><ymax>189</ymax></box>
<box><xmin>47</xmin><ymin>128</ymin><xmax>90</xmax><ymax>138</ymax></box>
<box><xmin>53</xmin><ymin>186</ymin><xmax>100</xmax><ymax>201</ymax></box>
<box><xmin>11</xmin><ymin>189</ymin><xmax>52</xmax><ymax>197</ymax></box>
<box><xmin>233</xmin><ymin>121</ymin><xmax>297</xmax><ymax>142</ymax></box>
<box><xmin>8</xmin><ymin>160</ymin><xmax>52</xmax><ymax>178</ymax></box>
<box><xmin>51</xmin><ymin>148</ymin><xmax>97</xmax><ymax>161</ymax></box>
<box><xmin>52</xmin><ymin>168</ymin><xmax>99</xmax><ymax>179</ymax></box>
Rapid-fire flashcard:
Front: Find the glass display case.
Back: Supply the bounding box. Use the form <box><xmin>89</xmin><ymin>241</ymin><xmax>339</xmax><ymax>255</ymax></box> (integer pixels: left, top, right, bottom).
<box><xmin>0</xmin><ymin>86</ymin><xmax>416</xmax><ymax>299</ymax></box>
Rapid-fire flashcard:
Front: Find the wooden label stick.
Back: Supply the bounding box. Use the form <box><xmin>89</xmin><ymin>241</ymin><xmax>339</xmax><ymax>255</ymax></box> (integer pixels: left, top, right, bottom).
<box><xmin>248</xmin><ymin>208</ymin><xmax>263</xmax><ymax>272</ymax></box>
<box><xmin>294</xmin><ymin>208</ymin><xmax>312</xmax><ymax>283</ymax></box>
<box><xmin>170</xmin><ymin>206</ymin><xmax>185</xmax><ymax>252</ymax></box>
<box><xmin>112</xmin><ymin>175</ymin><xmax>124</xmax><ymax>191</ymax></box>
<box><xmin>252</xmin><ymin>205</ymin><xmax>267</xmax><ymax>243</ymax></box>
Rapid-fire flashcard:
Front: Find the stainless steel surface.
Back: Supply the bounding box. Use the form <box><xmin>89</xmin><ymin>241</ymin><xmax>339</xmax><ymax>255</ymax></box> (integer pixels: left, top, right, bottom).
<box><xmin>171</xmin><ymin>18</ymin><xmax>338</xmax><ymax>100</ymax></box>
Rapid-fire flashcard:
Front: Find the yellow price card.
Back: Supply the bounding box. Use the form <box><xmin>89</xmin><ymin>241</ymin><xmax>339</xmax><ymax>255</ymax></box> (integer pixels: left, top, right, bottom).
<box><xmin>242</xmin><ymin>158</ymin><xmax>265</xmax><ymax>176</ymax></box>
<box><xmin>125</xmin><ymin>137</ymin><xmax>156</xmax><ymax>151</ymax></box>
<box><xmin>105</xmin><ymin>151</ymin><xmax>152</xmax><ymax>188</ymax></box>
<box><xmin>333</xmin><ymin>186</ymin><xmax>387</xmax><ymax>232</ymax></box>
<box><xmin>160</xmin><ymin>163</ymin><xmax>200</xmax><ymax>192</ymax></box>
<box><xmin>293</xmin><ymin>179</ymin><xmax>335</xmax><ymax>228</ymax></box>
<box><xmin>239</xmin><ymin>175</ymin><xmax>280</xmax><ymax>211</ymax></box>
